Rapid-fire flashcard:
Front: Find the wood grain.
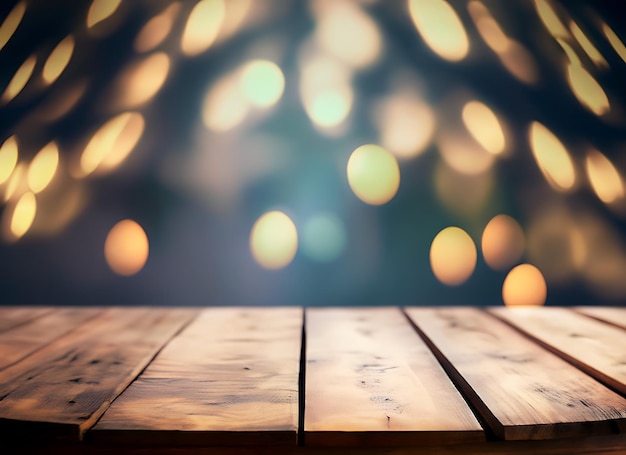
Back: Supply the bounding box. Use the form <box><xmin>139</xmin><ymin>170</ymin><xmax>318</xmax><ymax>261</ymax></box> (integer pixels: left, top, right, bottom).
<box><xmin>490</xmin><ymin>307</ymin><xmax>626</xmax><ymax>395</ymax></box>
<box><xmin>404</xmin><ymin>307</ymin><xmax>626</xmax><ymax>441</ymax></box>
<box><xmin>0</xmin><ymin>307</ymin><xmax>54</xmax><ymax>333</ymax></box>
<box><xmin>92</xmin><ymin>308</ymin><xmax>303</xmax><ymax>447</ymax></box>
<box><xmin>0</xmin><ymin>307</ymin><xmax>197</xmax><ymax>442</ymax></box>
<box><xmin>575</xmin><ymin>307</ymin><xmax>626</xmax><ymax>330</ymax></box>
<box><xmin>304</xmin><ymin>308</ymin><xmax>484</xmax><ymax>447</ymax></box>
<box><xmin>0</xmin><ymin>307</ymin><xmax>103</xmax><ymax>370</ymax></box>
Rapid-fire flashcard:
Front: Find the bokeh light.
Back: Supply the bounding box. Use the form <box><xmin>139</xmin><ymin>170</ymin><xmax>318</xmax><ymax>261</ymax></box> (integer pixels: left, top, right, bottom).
<box><xmin>116</xmin><ymin>53</ymin><xmax>170</xmax><ymax>108</ymax></box>
<box><xmin>602</xmin><ymin>23</ymin><xmax>626</xmax><ymax>64</ymax></box>
<box><xmin>569</xmin><ymin>21</ymin><xmax>607</xmax><ymax>68</ymax></box>
<box><xmin>313</xmin><ymin>1</ymin><xmax>382</xmax><ymax>69</ymax></box>
<box><xmin>347</xmin><ymin>144</ymin><xmax>400</xmax><ymax>206</ymax></box>
<box><xmin>42</xmin><ymin>35</ymin><xmax>75</xmax><ymax>85</ymax></box>
<box><xmin>181</xmin><ymin>0</ymin><xmax>225</xmax><ymax>56</ymax></box>
<box><xmin>376</xmin><ymin>94</ymin><xmax>435</xmax><ymax>159</ymax></box>
<box><xmin>302</xmin><ymin>213</ymin><xmax>346</xmax><ymax>262</ymax></box>
<box><xmin>0</xmin><ymin>0</ymin><xmax>625</xmax><ymax>309</ymax></box>
<box><xmin>430</xmin><ymin>226</ymin><xmax>477</xmax><ymax>286</ymax></box>
<box><xmin>0</xmin><ymin>136</ymin><xmax>19</xmax><ymax>184</ymax></box>
<box><xmin>202</xmin><ymin>73</ymin><xmax>249</xmax><ymax>132</ymax></box>
<box><xmin>250</xmin><ymin>211</ymin><xmax>298</xmax><ymax>270</ymax></box>
<box><xmin>0</xmin><ymin>2</ymin><xmax>26</xmax><ymax>52</ymax></box>
<box><xmin>529</xmin><ymin>122</ymin><xmax>575</xmax><ymax>191</ymax></box>
<box><xmin>87</xmin><ymin>0</ymin><xmax>121</xmax><ymax>29</ymax></box>
<box><xmin>104</xmin><ymin>219</ymin><xmax>149</xmax><ymax>276</ymax></box>
<box><xmin>502</xmin><ymin>263</ymin><xmax>547</xmax><ymax>307</ymax></box>
<box><xmin>408</xmin><ymin>0</ymin><xmax>469</xmax><ymax>62</ymax></box>
<box><xmin>27</xmin><ymin>142</ymin><xmax>59</xmax><ymax>194</ymax></box>
<box><xmin>481</xmin><ymin>214</ymin><xmax>525</xmax><ymax>271</ymax></box>
<box><xmin>8</xmin><ymin>191</ymin><xmax>37</xmax><ymax>241</ymax></box>
<box><xmin>585</xmin><ymin>149</ymin><xmax>624</xmax><ymax>204</ymax></box>
<box><xmin>80</xmin><ymin>112</ymin><xmax>145</xmax><ymax>176</ymax></box>
<box><xmin>134</xmin><ymin>3</ymin><xmax>180</xmax><ymax>53</ymax></box>
<box><xmin>566</xmin><ymin>64</ymin><xmax>609</xmax><ymax>116</ymax></box>
<box><xmin>2</xmin><ymin>55</ymin><xmax>36</xmax><ymax>103</ymax></box>
<box><xmin>462</xmin><ymin>101</ymin><xmax>506</xmax><ymax>155</ymax></box>
<box><xmin>300</xmin><ymin>55</ymin><xmax>353</xmax><ymax>131</ymax></box>
<box><xmin>534</xmin><ymin>0</ymin><xmax>568</xmax><ymax>39</ymax></box>
<box><xmin>4</xmin><ymin>162</ymin><xmax>24</xmax><ymax>202</ymax></box>
<box><xmin>240</xmin><ymin>60</ymin><xmax>285</xmax><ymax>108</ymax></box>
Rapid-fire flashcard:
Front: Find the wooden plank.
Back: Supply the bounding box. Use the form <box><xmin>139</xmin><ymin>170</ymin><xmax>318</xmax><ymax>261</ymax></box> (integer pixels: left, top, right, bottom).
<box><xmin>0</xmin><ymin>307</ymin><xmax>197</xmax><ymax>442</ymax></box>
<box><xmin>92</xmin><ymin>308</ymin><xmax>303</xmax><ymax>447</ymax></box>
<box><xmin>304</xmin><ymin>308</ymin><xmax>484</xmax><ymax>447</ymax></box>
<box><xmin>0</xmin><ymin>307</ymin><xmax>54</xmax><ymax>333</ymax></box>
<box><xmin>575</xmin><ymin>307</ymin><xmax>626</xmax><ymax>330</ymax></box>
<box><xmin>404</xmin><ymin>307</ymin><xmax>626</xmax><ymax>441</ymax></box>
<box><xmin>0</xmin><ymin>307</ymin><xmax>104</xmax><ymax>371</ymax></box>
<box><xmin>490</xmin><ymin>307</ymin><xmax>626</xmax><ymax>395</ymax></box>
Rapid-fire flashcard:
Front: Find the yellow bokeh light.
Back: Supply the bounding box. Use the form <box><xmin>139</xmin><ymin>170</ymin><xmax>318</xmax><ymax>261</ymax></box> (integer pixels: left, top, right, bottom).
<box><xmin>602</xmin><ymin>23</ymin><xmax>626</xmax><ymax>64</ymax></box>
<box><xmin>80</xmin><ymin>112</ymin><xmax>145</xmax><ymax>176</ymax></box>
<box><xmin>300</xmin><ymin>54</ymin><xmax>353</xmax><ymax>130</ymax></box>
<box><xmin>468</xmin><ymin>1</ymin><xmax>508</xmax><ymax>53</ymax></box>
<box><xmin>42</xmin><ymin>35</ymin><xmax>74</xmax><ymax>85</ymax></box>
<box><xmin>570</xmin><ymin>21</ymin><xmax>607</xmax><ymax>68</ymax></box>
<box><xmin>585</xmin><ymin>149</ymin><xmax>624</xmax><ymax>204</ymax></box>
<box><xmin>117</xmin><ymin>52</ymin><xmax>170</xmax><ymax>108</ymax></box>
<box><xmin>27</xmin><ymin>142</ymin><xmax>59</xmax><ymax>194</ymax></box>
<box><xmin>557</xmin><ymin>39</ymin><xmax>581</xmax><ymax>66</ymax></box>
<box><xmin>462</xmin><ymin>101</ymin><xmax>505</xmax><ymax>155</ymax></box>
<box><xmin>377</xmin><ymin>95</ymin><xmax>435</xmax><ymax>159</ymax></box>
<box><xmin>2</xmin><ymin>55</ymin><xmax>36</xmax><ymax>103</ymax></box>
<box><xmin>430</xmin><ymin>226</ymin><xmax>477</xmax><ymax>286</ymax></box>
<box><xmin>104</xmin><ymin>219</ymin><xmax>149</xmax><ymax>276</ymax></box>
<box><xmin>4</xmin><ymin>162</ymin><xmax>24</xmax><ymax>202</ymax></box>
<box><xmin>9</xmin><ymin>191</ymin><xmax>36</xmax><ymax>240</ymax></box>
<box><xmin>0</xmin><ymin>1</ymin><xmax>26</xmax><ymax>52</ymax></box>
<box><xmin>217</xmin><ymin>0</ymin><xmax>251</xmax><ymax>42</ymax></box>
<box><xmin>250</xmin><ymin>211</ymin><xmax>298</xmax><ymax>270</ymax></box>
<box><xmin>408</xmin><ymin>0</ymin><xmax>469</xmax><ymax>62</ymax></box>
<box><xmin>502</xmin><ymin>263</ymin><xmax>547</xmax><ymax>307</ymax></box>
<box><xmin>468</xmin><ymin>1</ymin><xmax>538</xmax><ymax>85</ymax></box>
<box><xmin>481</xmin><ymin>214</ymin><xmax>525</xmax><ymax>271</ymax></box>
<box><xmin>0</xmin><ymin>136</ymin><xmax>18</xmax><ymax>184</ymax></box>
<box><xmin>87</xmin><ymin>0</ymin><xmax>122</xmax><ymax>28</ymax></box>
<box><xmin>315</xmin><ymin>1</ymin><xmax>381</xmax><ymax>69</ymax></box>
<box><xmin>134</xmin><ymin>3</ymin><xmax>180</xmax><ymax>53</ymax></box>
<box><xmin>347</xmin><ymin>144</ymin><xmax>400</xmax><ymax>205</ymax></box>
<box><xmin>529</xmin><ymin>122</ymin><xmax>575</xmax><ymax>191</ymax></box>
<box><xmin>202</xmin><ymin>73</ymin><xmax>249</xmax><ymax>132</ymax></box>
<box><xmin>308</xmin><ymin>88</ymin><xmax>353</xmax><ymax>129</ymax></box>
<box><xmin>566</xmin><ymin>64</ymin><xmax>609</xmax><ymax>116</ymax></box>
<box><xmin>498</xmin><ymin>40</ymin><xmax>539</xmax><ymax>85</ymax></box>
<box><xmin>438</xmin><ymin>134</ymin><xmax>495</xmax><ymax>176</ymax></box>
<box><xmin>534</xmin><ymin>0</ymin><xmax>568</xmax><ymax>39</ymax></box>
<box><xmin>240</xmin><ymin>60</ymin><xmax>285</xmax><ymax>108</ymax></box>
<box><xmin>181</xmin><ymin>0</ymin><xmax>225</xmax><ymax>56</ymax></box>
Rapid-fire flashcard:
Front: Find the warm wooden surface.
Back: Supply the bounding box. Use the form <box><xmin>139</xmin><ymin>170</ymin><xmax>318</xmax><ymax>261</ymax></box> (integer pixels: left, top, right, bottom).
<box><xmin>93</xmin><ymin>308</ymin><xmax>303</xmax><ymax>446</ymax></box>
<box><xmin>0</xmin><ymin>305</ymin><xmax>624</xmax><ymax>454</ymax></box>
<box><xmin>0</xmin><ymin>307</ymin><xmax>103</xmax><ymax>371</ymax></box>
<box><xmin>0</xmin><ymin>307</ymin><xmax>197</xmax><ymax>442</ymax></box>
<box><xmin>490</xmin><ymin>307</ymin><xmax>626</xmax><ymax>395</ymax></box>
<box><xmin>404</xmin><ymin>307</ymin><xmax>626</xmax><ymax>440</ymax></box>
<box><xmin>575</xmin><ymin>306</ymin><xmax>626</xmax><ymax>329</ymax></box>
<box><xmin>305</xmin><ymin>308</ymin><xmax>483</xmax><ymax>446</ymax></box>
<box><xmin>0</xmin><ymin>307</ymin><xmax>54</xmax><ymax>333</ymax></box>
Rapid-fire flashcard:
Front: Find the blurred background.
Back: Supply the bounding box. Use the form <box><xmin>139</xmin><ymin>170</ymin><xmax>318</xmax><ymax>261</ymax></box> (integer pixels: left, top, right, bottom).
<box><xmin>0</xmin><ymin>0</ymin><xmax>625</xmax><ymax>307</ymax></box>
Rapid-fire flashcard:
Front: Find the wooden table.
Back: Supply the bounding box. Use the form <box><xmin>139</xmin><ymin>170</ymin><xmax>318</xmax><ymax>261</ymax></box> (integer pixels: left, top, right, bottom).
<box><xmin>0</xmin><ymin>306</ymin><xmax>624</xmax><ymax>454</ymax></box>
